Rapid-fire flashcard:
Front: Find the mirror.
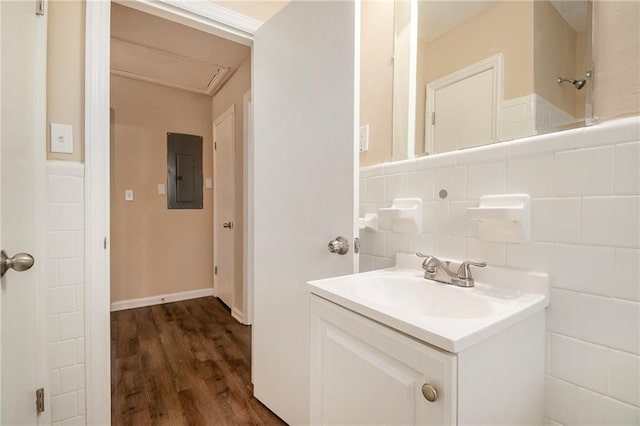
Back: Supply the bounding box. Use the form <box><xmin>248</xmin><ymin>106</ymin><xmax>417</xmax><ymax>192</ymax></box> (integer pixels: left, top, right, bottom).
<box><xmin>359</xmin><ymin>0</ymin><xmax>593</xmax><ymax>166</ymax></box>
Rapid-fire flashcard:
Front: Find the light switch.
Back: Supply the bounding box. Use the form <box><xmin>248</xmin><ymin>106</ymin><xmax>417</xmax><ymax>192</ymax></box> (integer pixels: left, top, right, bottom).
<box><xmin>157</xmin><ymin>184</ymin><xmax>166</xmax><ymax>195</ymax></box>
<box><xmin>50</xmin><ymin>123</ymin><xmax>73</xmax><ymax>154</ymax></box>
<box><xmin>205</xmin><ymin>178</ymin><xmax>213</xmax><ymax>189</ymax></box>
<box><xmin>125</xmin><ymin>189</ymin><xmax>134</xmax><ymax>201</ymax></box>
<box><xmin>359</xmin><ymin>125</ymin><xmax>369</xmax><ymax>152</ymax></box>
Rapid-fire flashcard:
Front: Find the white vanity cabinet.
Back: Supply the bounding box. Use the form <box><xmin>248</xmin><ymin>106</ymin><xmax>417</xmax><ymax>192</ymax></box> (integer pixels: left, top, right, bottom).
<box><xmin>309</xmin><ymin>294</ymin><xmax>545</xmax><ymax>425</ymax></box>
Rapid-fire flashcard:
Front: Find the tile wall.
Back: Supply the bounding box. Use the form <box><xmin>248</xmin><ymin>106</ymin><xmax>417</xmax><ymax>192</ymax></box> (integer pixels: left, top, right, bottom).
<box><xmin>359</xmin><ymin>117</ymin><xmax>640</xmax><ymax>425</ymax></box>
<box><xmin>501</xmin><ymin>94</ymin><xmax>576</xmax><ymax>141</ymax></box>
<box><xmin>46</xmin><ymin>162</ymin><xmax>86</xmax><ymax>425</ymax></box>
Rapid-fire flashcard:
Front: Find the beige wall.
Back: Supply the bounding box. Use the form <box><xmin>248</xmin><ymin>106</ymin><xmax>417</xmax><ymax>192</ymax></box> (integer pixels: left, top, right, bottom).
<box><xmin>110</xmin><ymin>75</ymin><xmax>214</xmax><ymax>302</ymax></box>
<box><xmin>359</xmin><ymin>0</ymin><xmax>394</xmax><ymax>167</ymax></box>
<box><xmin>534</xmin><ymin>0</ymin><xmax>578</xmax><ymax>116</ymax></box>
<box><xmin>47</xmin><ymin>0</ymin><xmax>85</xmax><ymax>161</ymax></box>
<box><xmin>593</xmin><ymin>1</ymin><xmax>640</xmax><ymax>120</ymax></box>
<box><xmin>211</xmin><ymin>56</ymin><xmax>251</xmax><ymax>313</ymax></box>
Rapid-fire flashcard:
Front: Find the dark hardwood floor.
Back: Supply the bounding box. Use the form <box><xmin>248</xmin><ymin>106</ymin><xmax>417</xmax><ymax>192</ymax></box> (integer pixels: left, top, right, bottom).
<box><xmin>111</xmin><ymin>297</ymin><xmax>286</xmax><ymax>426</ymax></box>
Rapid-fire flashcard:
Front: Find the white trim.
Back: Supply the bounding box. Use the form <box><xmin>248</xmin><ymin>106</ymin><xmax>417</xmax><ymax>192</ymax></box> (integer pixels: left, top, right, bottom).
<box><xmin>46</xmin><ymin>160</ymin><xmax>85</xmax><ymax>176</ymax></box>
<box><xmin>242</xmin><ymin>90</ymin><xmax>253</xmax><ymax>325</ymax></box>
<box><xmin>213</xmin><ymin>104</ymin><xmax>236</xmax><ymax>312</ymax></box>
<box><xmin>112</xmin><ymin>0</ymin><xmax>258</xmax><ymax>46</ymax></box>
<box><xmin>110</xmin><ymin>288</ymin><xmax>215</xmax><ymax>312</ymax></box>
<box><xmin>425</xmin><ymin>53</ymin><xmax>504</xmax><ymax>155</ymax></box>
<box><xmin>232</xmin><ymin>306</ymin><xmax>244</xmax><ymax>324</ymax></box>
<box><xmin>85</xmin><ymin>1</ymin><xmax>111</xmax><ymax>425</ymax></box>
<box><xmin>86</xmin><ymin>2</ymin><xmax>257</xmax><ymax>423</ymax></box>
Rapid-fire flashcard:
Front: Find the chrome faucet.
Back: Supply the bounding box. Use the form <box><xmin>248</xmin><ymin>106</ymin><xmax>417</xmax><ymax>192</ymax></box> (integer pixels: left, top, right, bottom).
<box><xmin>416</xmin><ymin>253</ymin><xmax>486</xmax><ymax>287</ymax></box>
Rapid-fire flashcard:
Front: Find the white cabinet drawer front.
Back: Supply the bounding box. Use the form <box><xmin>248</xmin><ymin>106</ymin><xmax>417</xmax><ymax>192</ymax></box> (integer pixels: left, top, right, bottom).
<box><xmin>310</xmin><ymin>295</ymin><xmax>457</xmax><ymax>425</ymax></box>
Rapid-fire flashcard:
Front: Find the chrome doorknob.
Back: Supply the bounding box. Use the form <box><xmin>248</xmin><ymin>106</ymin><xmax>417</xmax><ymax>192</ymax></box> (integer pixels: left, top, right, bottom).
<box><xmin>328</xmin><ymin>237</ymin><xmax>349</xmax><ymax>255</ymax></box>
<box><xmin>1</xmin><ymin>250</ymin><xmax>35</xmax><ymax>277</ymax></box>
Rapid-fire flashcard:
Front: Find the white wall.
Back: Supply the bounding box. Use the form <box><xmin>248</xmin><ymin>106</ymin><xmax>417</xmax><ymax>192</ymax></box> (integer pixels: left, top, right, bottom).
<box><xmin>359</xmin><ymin>117</ymin><xmax>640</xmax><ymax>424</ymax></box>
<box><xmin>46</xmin><ymin>162</ymin><xmax>86</xmax><ymax>425</ymax></box>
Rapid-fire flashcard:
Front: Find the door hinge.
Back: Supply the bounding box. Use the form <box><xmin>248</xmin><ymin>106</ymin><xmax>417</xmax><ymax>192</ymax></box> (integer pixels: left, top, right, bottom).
<box><xmin>431</xmin><ymin>112</ymin><xmax>436</xmax><ymax>126</ymax></box>
<box><xmin>104</xmin><ymin>237</ymin><xmax>107</xmax><ymax>249</ymax></box>
<box><xmin>214</xmin><ymin>266</ymin><xmax>218</xmax><ymax>275</ymax></box>
<box><xmin>36</xmin><ymin>0</ymin><xmax>45</xmax><ymax>16</ymax></box>
<box><xmin>354</xmin><ymin>237</ymin><xmax>360</xmax><ymax>254</ymax></box>
<box><xmin>36</xmin><ymin>388</ymin><xmax>44</xmax><ymax>414</ymax></box>
<box><xmin>214</xmin><ymin>142</ymin><xmax>217</xmax><ymax>150</ymax></box>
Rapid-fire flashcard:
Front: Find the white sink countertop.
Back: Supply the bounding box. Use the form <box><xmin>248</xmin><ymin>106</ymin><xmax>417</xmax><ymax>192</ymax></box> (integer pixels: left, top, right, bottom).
<box><xmin>308</xmin><ymin>253</ymin><xmax>549</xmax><ymax>353</ymax></box>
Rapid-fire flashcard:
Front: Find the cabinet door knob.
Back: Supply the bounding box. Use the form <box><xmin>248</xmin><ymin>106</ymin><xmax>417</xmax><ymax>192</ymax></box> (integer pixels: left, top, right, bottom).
<box><xmin>422</xmin><ymin>383</ymin><xmax>438</xmax><ymax>402</ymax></box>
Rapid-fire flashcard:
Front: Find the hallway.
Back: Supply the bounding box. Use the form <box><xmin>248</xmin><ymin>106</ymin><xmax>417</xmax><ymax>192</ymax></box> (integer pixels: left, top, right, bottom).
<box><xmin>111</xmin><ymin>297</ymin><xmax>285</xmax><ymax>425</ymax></box>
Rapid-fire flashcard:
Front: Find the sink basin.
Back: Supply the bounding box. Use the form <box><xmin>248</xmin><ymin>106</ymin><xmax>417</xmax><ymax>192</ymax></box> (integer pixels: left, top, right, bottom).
<box><xmin>308</xmin><ymin>253</ymin><xmax>549</xmax><ymax>353</ymax></box>
<box><xmin>352</xmin><ymin>276</ymin><xmax>494</xmax><ymax>318</ymax></box>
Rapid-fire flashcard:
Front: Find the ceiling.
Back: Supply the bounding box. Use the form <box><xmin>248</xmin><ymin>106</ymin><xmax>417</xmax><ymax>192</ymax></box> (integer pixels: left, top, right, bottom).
<box><xmin>418</xmin><ymin>0</ymin><xmax>589</xmax><ymax>43</ymax></box>
<box><xmin>111</xmin><ymin>3</ymin><xmax>250</xmax><ymax>96</ymax></box>
<box><xmin>212</xmin><ymin>0</ymin><xmax>290</xmax><ymax>23</ymax></box>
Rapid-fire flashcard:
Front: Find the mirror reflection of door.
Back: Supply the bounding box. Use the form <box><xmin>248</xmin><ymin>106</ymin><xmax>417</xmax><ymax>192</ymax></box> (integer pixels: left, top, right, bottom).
<box><xmin>213</xmin><ymin>106</ymin><xmax>235</xmax><ymax>310</ymax></box>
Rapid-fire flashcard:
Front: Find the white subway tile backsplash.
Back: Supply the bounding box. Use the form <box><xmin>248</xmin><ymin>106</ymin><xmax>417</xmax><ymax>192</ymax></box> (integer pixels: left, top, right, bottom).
<box><xmin>614</xmin><ymin>142</ymin><xmax>640</xmax><ymax>195</ymax></box>
<box><xmin>547</xmin><ymin>289</ymin><xmax>578</xmax><ymax>337</ymax></box>
<box><xmin>550</xmin><ymin>334</ymin><xmax>608</xmax><ymax>394</ymax></box>
<box><xmin>372</xmin><ymin>256</ymin><xmax>395</xmax><ymax>269</ymax></box>
<box><xmin>466</xmin><ymin>161</ymin><xmax>506</xmax><ymax>200</ymax></box>
<box><xmin>449</xmin><ymin>201</ymin><xmax>477</xmax><ymax>238</ymax></box>
<box><xmin>73</xmin><ymin>231</ymin><xmax>84</xmax><ymax>258</ymax></box>
<box><xmin>506</xmin><ymin>242</ymin><xmax>555</xmax><ymax>272</ymax></box>
<box><xmin>466</xmin><ymin>238</ymin><xmax>505</xmax><ymax>266</ymax></box>
<box><xmin>384</xmin><ymin>232</ymin><xmax>408</xmax><ymax>258</ymax></box>
<box><xmin>77</xmin><ymin>390</ymin><xmax>86</xmax><ymax>415</ymax></box>
<box><xmin>435</xmin><ymin>166</ymin><xmax>466</xmax><ymax>201</ymax></box>
<box><xmin>506</xmin><ymin>154</ymin><xmax>554</xmax><ymax>197</ymax></box>
<box><xmin>49</xmin><ymin>286</ymin><xmax>76</xmax><ymax>314</ymax></box>
<box><xmin>58</xmin><ymin>258</ymin><xmax>84</xmax><ymax>286</ymax></box>
<box><xmin>76</xmin><ymin>338</ymin><xmax>85</xmax><ymax>364</ymax></box>
<box><xmin>59</xmin><ymin>204</ymin><xmax>84</xmax><ymax>231</ymax></box>
<box><xmin>407</xmin><ymin>234</ymin><xmax>434</xmax><ymax>255</ymax></box>
<box><xmin>47</xmin><ymin>259</ymin><xmax>59</xmax><ymax>287</ymax></box>
<box><xmin>384</xmin><ymin>173</ymin><xmax>408</xmax><ymax>202</ymax></box>
<box><xmin>59</xmin><ymin>312</ymin><xmax>84</xmax><ymax>340</ymax></box>
<box><xmin>582</xmin><ymin>197</ymin><xmax>640</xmax><ymax>248</ymax></box>
<box><xmin>582</xmin><ymin>116</ymin><xmax>640</xmax><ymax>148</ymax></box>
<box><xmin>407</xmin><ymin>170</ymin><xmax>435</xmax><ymax>202</ymax></box>
<box><xmin>554</xmin><ymin>244</ymin><xmax>614</xmax><ymax>296</ymax></box>
<box><xmin>48</xmin><ymin>204</ymin><xmax>61</xmax><ymax>231</ymax></box>
<box><xmin>359</xmin><ymin>255</ymin><xmax>374</xmax><ymax>273</ymax></box>
<box><xmin>366</xmin><ymin>176</ymin><xmax>385</xmax><ymax>203</ymax></box>
<box><xmin>50</xmin><ymin>369</ymin><xmax>61</xmax><ymax>396</ymax></box>
<box><xmin>434</xmin><ymin>235</ymin><xmax>466</xmax><ymax>260</ymax></box>
<box><xmin>51</xmin><ymin>392</ymin><xmax>78</xmax><ymax>422</ymax></box>
<box><xmin>60</xmin><ymin>364</ymin><xmax>85</xmax><ymax>394</ymax></box>
<box><xmin>414</xmin><ymin>151</ymin><xmax>456</xmax><ymax>170</ymax></box>
<box><xmin>615</xmin><ymin>248</ymin><xmax>640</xmax><ymax>302</ymax></box>
<box><xmin>545</xmin><ymin>375</ymin><xmax>577</xmax><ymax>426</ymax></box>
<box><xmin>359</xmin><ymin>231</ymin><xmax>385</xmax><ymax>257</ymax></box>
<box><xmin>554</xmin><ymin>147</ymin><xmax>613</xmax><ymax>196</ymax></box>
<box><xmin>48</xmin><ymin>315</ymin><xmax>60</xmax><ymax>343</ymax></box>
<box><xmin>577</xmin><ymin>294</ymin><xmax>640</xmax><ymax>354</ymax></box>
<box><xmin>48</xmin><ymin>232</ymin><xmax>76</xmax><ymax>259</ymax></box>
<box><xmin>531</xmin><ymin>198</ymin><xmax>581</xmax><ymax>243</ymax></box>
<box><xmin>609</xmin><ymin>350</ymin><xmax>640</xmax><ymax>407</ymax></box>
<box><xmin>575</xmin><ymin>388</ymin><xmax>639</xmax><ymax>425</ymax></box>
<box><xmin>48</xmin><ymin>176</ymin><xmax>83</xmax><ymax>204</ymax></box>
<box><xmin>50</xmin><ymin>340</ymin><xmax>77</xmax><ymax>369</ymax></box>
<box><xmin>422</xmin><ymin>202</ymin><xmax>450</xmax><ymax>235</ymax></box>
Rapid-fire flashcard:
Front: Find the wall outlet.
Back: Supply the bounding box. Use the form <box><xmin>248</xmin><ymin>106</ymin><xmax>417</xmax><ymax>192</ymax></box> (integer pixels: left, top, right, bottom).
<box><xmin>359</xmin><ymin>125</ymin><xmax>369</xmax><ymax>152</ymax></box>
<box><xmin>50</xmin><ymin>123</ymin><xmax>73</xmax><ymax>154</ymax></box>
<box><xmin>125</xmin><ymin>189</ymin><xmax>134</xmax><ymax>201</ymax></box>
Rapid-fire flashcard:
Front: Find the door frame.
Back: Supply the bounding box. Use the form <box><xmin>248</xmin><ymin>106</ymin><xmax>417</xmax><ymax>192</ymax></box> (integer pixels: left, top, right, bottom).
<box><xmin>85</xmin><ymin>2</ymin><xmax>259</xmax><ymax>424</ymax></box>
<box><xmin>424</xmin><ymin>53</ymin><xmax>503</xmax><ymax>154</ymax></box>
<box><xmin>212</xmin><ymin>104</ymin><xmax>236</xmax><ymax>314</ymax></box>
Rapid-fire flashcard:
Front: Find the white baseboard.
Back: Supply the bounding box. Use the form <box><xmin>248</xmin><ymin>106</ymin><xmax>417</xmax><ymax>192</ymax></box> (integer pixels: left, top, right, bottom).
<box><xmin>110</xmin><ymin>288</ymin><xmax>215</xmax><ymax>312</ymax></box>
<box><xmin>231</xmin><ymin>306</ymin><xmax>247</xmax><ymax>324</ymax></box>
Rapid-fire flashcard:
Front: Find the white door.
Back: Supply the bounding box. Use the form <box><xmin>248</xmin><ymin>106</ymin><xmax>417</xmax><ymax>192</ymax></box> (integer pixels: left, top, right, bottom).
<box><xmin>252</xmin><ymin>1</ymin><xmax>358</xmax><ymax>424</ymax></box>
<box><xmin>213</xmin><ymin>106</ymin><xmax>235</xmax><ymax>310</ymax></box>
<box><xmin>1</xmin><ymin>1</ymin><xmax>45</xmax><ymax>424</ymax></box>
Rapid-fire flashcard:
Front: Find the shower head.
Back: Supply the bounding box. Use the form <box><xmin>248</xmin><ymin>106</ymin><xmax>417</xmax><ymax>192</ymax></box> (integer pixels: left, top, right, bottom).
<box><xmin>557</xmin><ymin>77</ymin><xmax>587</xmax><ymax>90</ymax></box>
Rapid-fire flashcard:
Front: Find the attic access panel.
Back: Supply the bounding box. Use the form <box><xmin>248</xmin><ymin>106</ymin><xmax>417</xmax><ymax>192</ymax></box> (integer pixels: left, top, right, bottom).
<box><xmin>167</xmin><ymin>133</ymin><xmax>203</xmax><ymax>209</ymax></box>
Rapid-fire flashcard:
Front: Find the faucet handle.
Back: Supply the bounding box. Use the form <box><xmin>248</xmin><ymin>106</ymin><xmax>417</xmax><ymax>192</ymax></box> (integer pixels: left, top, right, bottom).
<box><xmin>456</xmin><ymin>261</ymin><xmax>487</xmax><ymax>280</ymax></box>
<box><xmin>416</xmin><ymin>252</ymin><xmax>429</xmax><ymax>258</ymax></box>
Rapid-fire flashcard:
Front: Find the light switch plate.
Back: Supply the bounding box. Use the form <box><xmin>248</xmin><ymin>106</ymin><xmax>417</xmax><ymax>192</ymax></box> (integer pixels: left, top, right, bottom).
<box><xmin>125</xmin><ymin>189</ymin><xmax>134</xmax><ymax>201</ymax></box>
<box><xmin>359</xmin><ymin>125</ymin><xmax>369</xmax><ymax>152</ymax></box>
<box><xmin>157</xmin><ymin>184</ymin><xmax>166</xmax><ymax>195</ymax></box>
<box><xmin>50</xmin><ymin>123</ymin><xmax>73</xmax><ymax>154</ymax></box>
<box><xmin>205</xmin><ymin>178</ymin><xmax>213</xmax><ymax>189</ymax></box>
